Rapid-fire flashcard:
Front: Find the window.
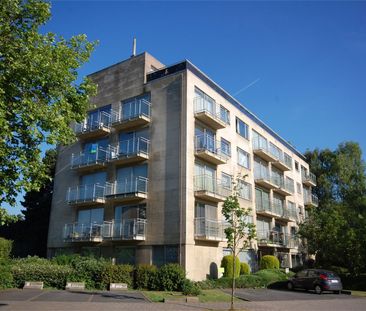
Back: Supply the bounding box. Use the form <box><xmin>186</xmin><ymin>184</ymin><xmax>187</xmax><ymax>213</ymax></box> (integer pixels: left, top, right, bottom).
<box><xmin>236</xmin><ymin>117</ymin><xmax>249</xmax><ymax>139</ymax></box>
<box><xmin>221</xmin><ymin>173</ymin><xmax>232</xmax><ymax>190</ymax></box>
<box><xmin>194</xmin><ymin>87</ymin><xmax>216</xmax><ymax>115</ymax></box>
<box><xmin>77</xmin><ymin>208</ymin><xmax>104</xmax><ymax>224</ymax></box>
<box><xmin>254</xmin><ymin>156</ymin><xmax>269</xmax><ymax>180</ymax></box>
<box><xmin>85</xmin><ymin>105</ymin><xmax>111</xmax><ymax>130</ymax></box>
<box><xmin>237</xmin><ymin>147</ymin><xmax>250</xmax><ymax>169</ymax></box>
<box><xmin>238</xmin><ymin>180</ymin><xmax>252</xmax><ymax>200</ymax></box>
<box><xmin>252</xmin><ymin>130</ymin><xmax>267</xmax><ymax>150</ymax></box>
<box><xmin>114</xmin><ymin>247</ymin><xmax>135</xmax><ymax>265</ymax></box>
<box><xmin>284</xmin><ymin>153</ymin><xmax>292</xmax><ymax>169</ymax></box>
<box><xmin>255</xmin><ymin>187</ymin><xmax>270</xmax><ymax>211</ymax></box>
<box><xmin>220</xmin><ymin>105</ymin><xmax>230</xmax><ymax>124</ymax></box>
<box><xmin>195</xmin><ymin>202</ymin><xmax>217</xmax><ymax>220</ymax></box>
<box><xmin>256</xmin><ymin>218</ymin><xmax>271</xmax><ymax>238</ymax></box>
<box><xmin>288</xmin><ymin>201</ymin><xmax>296</xmax><ymax>217</ymax></box>
<box><xmin>153</xmin><ymin>245</ymin><xmax>178</xmax><ymax>267</ymax></box>
<box><xmin>286</xmin><ymin>177</ymin><xmax>295</xmax><ymax>193</ymax></box>
<box><xmin>296</xmin><ymin>182</ymin><xmax>302</xmax><ymax>194</ymax></box>
<box><xmin>295</xmin><ymin>161</ymin><xmax>299</xmax><ymax>172</ymax></box>
<box><xmin>269</xmin><ymin>142</ymin><xmax>282</xmax><ymax>160</ymax></box>
<box><xmin>271</xmin><ymin>167</ymin><xmax>284</xmax><ymax>187</ymax></box>
<box><xmin>221</xmin><ymin>138</ymin><xmax>231</xmax><ymax>157</ymax></box>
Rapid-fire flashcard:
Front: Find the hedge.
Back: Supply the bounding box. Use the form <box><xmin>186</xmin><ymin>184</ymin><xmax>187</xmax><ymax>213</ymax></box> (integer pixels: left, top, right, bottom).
<box><xmin>0</xmin><ymin>259</ymin><xmax>13</xmax><ymax>289</ymax></box>
<box><xmin>154</xmin><ymin>263</ymin><xmax>185</xmax><ymax>291</ymax></box>
<box><xmin>100</xmin><ymin>264</ymin><xmax>134</xmax><ymax>289</ymax></box>
<box><xmin>221</xmin><ymin>255</ymin><xmax>240</xmax><ymax>278</ymax></box>
<box><xmin>134</xmin><ymin>264</ymin><xmax>158</xmax><ymax>289</ymax></box>
<box><xmin>260</xmin><ymin>255</ymin><xmax>279</xmax><ymax>270</ymax></box>
<box><xmin>0</xmin><ymin>238</ymin><xmax>12</xmax><ymax>260</ymax></box>
<box><xmin>240</xmin><ymin>262</ymin><xmax>250</xmax><ymax>275</ymax></box>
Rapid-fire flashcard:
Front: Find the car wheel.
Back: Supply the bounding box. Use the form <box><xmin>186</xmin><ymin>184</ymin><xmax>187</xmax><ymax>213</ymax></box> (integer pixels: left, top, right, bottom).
<box><xmin>287</xmin><ymin>282</ymin><xmax>294</xmax><ymax>291</ymax></box>
<box><xmin>314</xmin><ymin>285</ymin><xmax>322</xmax><ymax>295</ymax></box>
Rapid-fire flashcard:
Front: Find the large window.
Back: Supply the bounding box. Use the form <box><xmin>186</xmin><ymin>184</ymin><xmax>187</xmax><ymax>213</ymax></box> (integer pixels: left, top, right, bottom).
<box><xmin>286</xmin><ymin>177</ymin><xmax>295</xmax><ymax>193</ymax></box>
<box><xmin>252</xmin><ymin>130</ymin><xmax>267</xmax><ymax>150</ymax></box>
<box><xmin>77</xmin><ymin>208</ymin><xmax>104</xmax><ymax>224</ymax></box>
<box><xmin>254</xmin><ymin>156</ymin><xmax>269</xmax><ymax>180</ymax></box>
<box><xmin>195</xmin><ymin>202</ymin><xmax>217</xmax><ymax>220</ymax></box>
<box><xmin>221</xmin><ymin>173</ymin><xmax>232</xmax><ymax>190</ymax></box>
<box><xmin>153</xmin><ymin>245</ymin><xmax>178</xmax><ymax>267</ymax></box>
<box><xmin>221</xmin><ymin>138</ymin><xmax>231</xmax><ymax>157</ymax></box>
<box><xmin>194</xmin><ymin>88</ymin><xmax>216</xmax><ymax>115</ymax></box>
<box><xmin>238</xmin><ymin>181</ymin><xmax>252</xmax><ymax>200</ymax></box>
<box><xmin>237</xmin><ymin>147</ymin><xmax>250</xmax><ymax>169</ymax></box>
<box><xmin>220</xmin><ymin>105</ymin><xmax>230</xmax><ymax>124</ymax></box>
<box><xmin>255</xmin><ymin>187</ymin><xmax>270</xmax><ymax>211</ymax></box>
<box><xmin>121</xmin><ymin>93</ymin><xmax>150</xmax><ymax>120</ymax></box>
<box><xmin>236</xmin><ymin>117</ymin><xmax>249</xmax><ymax>139</ymax></box>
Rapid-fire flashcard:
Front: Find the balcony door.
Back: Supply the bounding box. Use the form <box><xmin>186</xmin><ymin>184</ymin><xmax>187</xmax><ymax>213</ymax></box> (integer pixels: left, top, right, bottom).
<box><xmin>83</xmin><ymin>138</ymin><xmax>108</xmax><ymax>162</ymax></box>
<box><xmin>78</xmin><ymin>208</ymin><xmax>104</xmax><ymax>225</ymax></box>
<box><xmin>86</xmin><ymin>105</ymin><xmax>111</xmax><ymax>130</ymax></box>
<box><xmin>121</xmin><ymin>94</ymin><xmax>150</xmax><ymax>120</ymax></box>
<box><xmin>195</xmin><ymin>126</ymin><xmax>215</xmax><ymax>153</ymax></box>
<box><xmin>116</xmin><ymin>164</ymin><xmax>148</xmax><ymax>193</ymax></box>
<box><xmin>119</xmin><ymin>129</ymin><xmax>149</xmax><ymax>155</ymax></box>
<box><xmin>195</xmin><ymin>202</ymin><xmax>218</xmax><ymax>237</ymax></box>
<box><xmin>195</xmin><ymin>162</ymin><xmax>216</xmax><ymax>192</ymax></box>
<box><xmin>80</xmin><ymin>172</ymin><xmax>107</xmax><ymax>199</ymax></box>
<box><xmin>195</xmin><ymin>88</ymin><xmax>216</xmax><ymax>115</ymax></box>
<box><xmin>254</xmin><ymin>156</ymin><xmax>269</xmax><ymax>180</ymax></box>
<box><xmin>255</xmin><ymin>187</ymin><xmax>270</xmax><ymax>211</ymax></box>
<box><xmin>114</xmin><ymin>204</ymin><xmax>146</xmax><ymax>238</ymax></box>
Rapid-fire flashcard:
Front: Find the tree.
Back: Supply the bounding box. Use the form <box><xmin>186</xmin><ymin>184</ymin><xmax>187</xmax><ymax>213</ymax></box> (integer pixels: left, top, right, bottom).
<box><xmin>0</xmin><ymin>0</ymin><xmax>97</xmax><ymax>207</ymax></box>
<box><xmin>222</xmin><ymin>175</ymin><xmax>256</xmax><ymax>310</ymax></box>
<box><xmin>0</xmin><ymin>149</ymin><xmax>56</xmax><ymax>257</ymax></box>
<box><xmin>299</xmin><ymin>142</ymin><xmax>366</xmax><ymax>275</ymax></box>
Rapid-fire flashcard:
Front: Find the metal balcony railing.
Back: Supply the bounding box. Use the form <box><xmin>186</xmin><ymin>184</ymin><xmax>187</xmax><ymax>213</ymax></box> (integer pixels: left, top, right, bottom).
<box><xmin>194</xmin><ymin>97</ymin><xmax>227</xmax><ymax>124</ymax></box>
<box><xmin>105</xmin><ymin>177</ymin><xmax>148</xmax><ymax>196</ymax></box>
<box><xmin>304</xmin><ymin>193</ymin><xmax>319</xmax><ymax>206</ymax></box>
<box><xmin>302</xmin><ymin>172</ymin><xmax>317</xmax><ymax>185</ymax></box>
<box><xmin>74</xmin><ymin>111</ymin><xmax>111</xmax><ymax>135</ymax></box>
<box><xmin>257</xmin><ymin>230</ymin><xmax>290</xmax><ymax>247</ymax></box>
<box><xmin>102</xmin><ymin>219</ymin><xmax>146</xmax><ymax>240</ymax></box>
<box><xmin>194</xmin><ymin>217</ymin><xmax>227</xmax><ymax>240</ymax></box>
<box><xmin>112</xmin><ymin>98</ymin><xmax>151</xmax><ymax>124</ymax></box>
<box><xmin>66</xmin><ymin>184</ymin><xmax>106</xmax><ymax>203</ymax></box>
<box><xmin>71</xmin><ymin>146</ymin><xmax>111</xmax><ymax>168</ymax></box>
<box><xmin>111</xmin><ymin>137</ymin><xmax>150</xmax><ymax>159</ymax></box>
<box><xmin>194</xmin><ymin>175</ymin><xmax>230</xmax><ymax>197</ymax></box>
<box><xmin>195</xmin><ymin>134</ymin><xmax>228</xmax><ymax>160</ymax></box>
<box><xmin>63</xmin><ymin>222</ymin><xmax>103</xmax><ymax>241</ymax></box>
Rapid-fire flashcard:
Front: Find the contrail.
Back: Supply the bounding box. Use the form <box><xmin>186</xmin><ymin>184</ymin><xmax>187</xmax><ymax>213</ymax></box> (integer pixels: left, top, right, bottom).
<box><xmin>233</xmin><ymin>78</ymin><xmax>260</xmax><ymax>96</ymax></box>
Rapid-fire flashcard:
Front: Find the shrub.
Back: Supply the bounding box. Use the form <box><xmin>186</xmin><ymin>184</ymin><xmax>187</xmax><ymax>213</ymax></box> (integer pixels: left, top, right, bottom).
<box><xmin>11</xmin><ymin>262</ymin><xmax>73</xmax><ymax>289</ymax></box>
<box><xmin>236</xmin><ymin>274</ymin><xmax>262</xmax><ymax>288</ymax></box>
<box><xmin>0</xmin><ymin>238</ymin><xmax>12</xmax><ymax>260</ymax></box>
<box><xmin>182</xmin><ymin>279</ymin><xmax>201</xmax><ymax>296</ymax></box>
<box><xmin>254</xmin><ymin>269</ymin><xmax>287</xmax><ymax>286</ymax></box>
<box><xmin>134</xmin><ymin>264</ymin><xmax>157</xmax><ymax>289</ymax></box>
<box><xmin>100</xmin><ymin>264</ymin><xmax>134</xmax><ymax>289</ymax></box>
<box><xmin>221</xmin><ymin>255</ymin><xmax>240</xmax><ymax>278</ymax></box>
<box><xmin>12</xmin><ymin>256</ymin><xmax>52</xmax><ymax>266</ymax></box>
<box><xmin>240</xmin><ymin>262</ymin><xmax>250</xmax><ymax>275</ymax></box>
<box><xmin>0</xmin><ymin>259</ymin><xmax>13</xmax><ymax>289</ymax></box>
<box><xmin>155</xmin><ymin>263</ymin><xmax>185</xmax><ymax>291</ymax></box>
<box><xmin>212</xmin><ymin>277</ymin><xmax>232</xmax><ymax>288</ymax></box>
<box><xmin>52</xmin><ymin>254</ymin><xmax>81</xmax><ymax>266</ymax></box>
<box><xmin>259</xmin><ymin>255</ymin><xmax>279</xmax><ymax>270</ymax></box>
<box><xmin>196</xmin><ymin>279</ymin><xmax>218</xmax><ymax>290</ymax></box>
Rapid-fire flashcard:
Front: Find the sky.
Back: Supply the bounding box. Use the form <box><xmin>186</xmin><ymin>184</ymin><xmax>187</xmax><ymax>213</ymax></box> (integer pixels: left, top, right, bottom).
<box><xmin>6</xmin><ymin>0</ymin><xmax>366</xmax><ymax>214</ymax></box>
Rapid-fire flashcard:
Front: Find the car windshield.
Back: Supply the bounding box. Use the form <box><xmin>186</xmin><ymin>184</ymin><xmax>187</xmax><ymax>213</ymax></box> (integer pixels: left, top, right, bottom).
<box><xmin>324</xmin><ymin>271</ymin><xmax>338</xmax><ymax>278</ymax></box>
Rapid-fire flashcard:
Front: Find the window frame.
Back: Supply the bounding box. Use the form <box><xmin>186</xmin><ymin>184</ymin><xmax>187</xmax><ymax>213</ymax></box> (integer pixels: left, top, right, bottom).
<box><xmin>235</xmin><ymin>117</ymin><xmax>249</xmax><ymax>140</ymax></box>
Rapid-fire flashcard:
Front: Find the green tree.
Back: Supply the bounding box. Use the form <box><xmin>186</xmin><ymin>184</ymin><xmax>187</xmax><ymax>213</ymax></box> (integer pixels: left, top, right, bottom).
<box><xmin>222</xmin><ymin>175</ymin><xmax>256</xmax><ymax>310</ymax></box>
<box><xmin>299</xmin><ymin>142</ymin><xmax>366</xmax><ymax>275</ymax></box>
<box><xmin>0</xmin><ymin>0</ymin><xmax>97</xmax><ymax>207</ymax></box>
<box><xmin>0</xmin><ymin>149</ymin><xmax>56</xmax><ymax>257</ymax></box>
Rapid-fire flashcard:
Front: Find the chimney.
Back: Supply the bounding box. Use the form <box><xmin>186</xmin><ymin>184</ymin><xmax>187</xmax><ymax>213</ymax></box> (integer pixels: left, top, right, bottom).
<box><xmin>132</xmin><ymin>37</ymin><xmax>136</xmax><ymax>57</ymax></box>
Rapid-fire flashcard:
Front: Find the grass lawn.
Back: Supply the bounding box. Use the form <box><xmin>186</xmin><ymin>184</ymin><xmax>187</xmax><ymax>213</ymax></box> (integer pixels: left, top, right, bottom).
<box><xmin>143</xmin><ymin>289</ymin><xmax>239</xmax><ymax>303</ymax></box>
<box><xmin>350</xmin><ymin>290</ymin><xmax>366</xmax><ymax>297</ymax></box>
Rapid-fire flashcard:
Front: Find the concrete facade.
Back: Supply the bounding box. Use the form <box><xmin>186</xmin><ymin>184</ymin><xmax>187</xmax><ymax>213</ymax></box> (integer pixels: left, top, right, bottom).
<box><xmin>47</xmin><ymin>52</ymin><xmax>317</xmax><ymax>280</ymax></box>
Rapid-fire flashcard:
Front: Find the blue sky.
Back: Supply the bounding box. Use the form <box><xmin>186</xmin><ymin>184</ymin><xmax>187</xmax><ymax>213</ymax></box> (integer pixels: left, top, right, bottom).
<box><xmin>6</xmin><ymin>0</ymin><xmax>366</xmax><ymax>214</ymax></box>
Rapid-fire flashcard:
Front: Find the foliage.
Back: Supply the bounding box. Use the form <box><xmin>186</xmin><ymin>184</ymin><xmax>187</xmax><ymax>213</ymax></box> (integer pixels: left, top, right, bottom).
<box><xmin>339</xmin><ymin>273</ymin><xmax>366</xmax><ymax>291</ymax></box>
<box><xmin>0</xmin><ymin>259</ymin><xmax>13</xmax><ymax>289</ymax></box>
<box><xmin>182</xmin><ymin>279</ymin><xmax>201</xmax><ymax>296</ymax></box>
<box><xmin>235</xmin><ymin>274</ymin><xmax>262</xmax><ymax>288</ymax></box>
<box><xmin>300</xmin><ymin>142</ymin><xmax>366</xmax><ymax>275</ymax></box>
<box><xmin>52</xmin><ymin>254</ymin><xmax>81</xmax><ymax>266</ymax></box>
<box><xmin>0</xmin><ymin>0</ymin><xmax>97</xmax><ymax>207</ymax></box>
<box><xmin>221</xmin><ymin>255</ymin><xmax>240</xmax><ymax>278</ymax></box>
<box><xmin>0</xmin><ymin>150</ymin><xmax>56</xmax><ymax>257</ymax></box>
<box><xmin>260</xmin><ymin>255</ymin><xmax>280</xmax><ymax>270</ymax></box>
<box><xmin>11</xmin><ymin>260</ymin><xmax>73</xmax><ymax>289</ymax></box>
<box><xmin>240</xmin><ymin>262</ymin><xmax>250</xmax><ymax>275</ymax></box>
<box><xmin>0</xmin><ymin>237</ymin><xmax>12</xmax><ymax>259</ymax></box>
<box><xmin>254</xmin><ymin>269</ymin><xmax>287</xmax><ymax>284</ymax></box>
<box><xmin>134</xmin><ymin>264</ymin><xmax>158</xmax><ymax>290</ymax></box>
<box><xmin>154</xmin><ymin>263</ymin><xmax>185</xmax><ymax>291</ymax></box>
<box><xmin>100</xmin><ymin>264</ymin><xmax>134</xmax><ymax>290</ymax></box>
<box><xmin>0</xmin><ymin>208</ymin><xmax>22</xmax><ymax>226</ymax></box>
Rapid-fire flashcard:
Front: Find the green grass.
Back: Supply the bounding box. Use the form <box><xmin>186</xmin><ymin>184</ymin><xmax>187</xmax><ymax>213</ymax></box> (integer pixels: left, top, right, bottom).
<box><xmin>350</xmin><ymin>290</ymin><xmax>366</xmax><ymax>297</ymax></box>
<box><xmin>142</xmin><ymin>289</ymin><xmax>238</xmax><ymax>303</ymax></box>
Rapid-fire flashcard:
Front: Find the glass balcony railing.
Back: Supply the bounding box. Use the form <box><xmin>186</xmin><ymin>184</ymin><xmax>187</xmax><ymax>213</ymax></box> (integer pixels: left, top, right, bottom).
<box><xmin>111</xmin><ymin>137</ymin><xmax>150</xmax><ymax>160</ymax></box>
<box><xmin>302</xmin><ymin>172</ymin><xmax>317</xmax><ymax>186</ymax></box>
<box><xmin>195</xmin><ymin>134</ymin><xmax>228</xmax><ymax>161</ymax></box>
<box><xmin>66</xmin><ymin>184</ymin><xmax>106</xmax><ymax>204</ymax></box>
<box><xmin>112</xmin><ymin>98</ymin><xmax>151</xmax><ymax>124</ymax></box>
<box><xmin>194</xmin><ymin>217</ymin><xmax>227</xmax><ymax>240</ymax></box>
<box><xmin>194</xmin><ymin>175</ymin><xmax>230</xmax><ymax>198</ymax></box>
<box><xmin>71</xmin><ymin>146</ymin><xmax>111</xmax><ymax>168</ymax></box>
<box><xmin>256</xmin><ymin>197</ymin><xmax>272</xmax><ymax>213</ymax></box>
<box><xmin>304</xmin><ymin>193</ymin><xmax>319</xmax><ymax>206</ymax></box>
<box><xmin>257</xmin><ymin>230</ymin><xmax>290</xmax><ymax>247</ymax></box>
<box><xmin>74</xmin><ymin>111</ymin><xmax>111</xmax><ymax>135</ymax></box>
<box><xmin>193</xmin><ymin>97</ymin><xmax>227</xmax><ymax>128</ymax></box>
<box><xmin>102</xmin><ymin>219</ymin><xmax>146</xmax><ymax>240</ymax></box>
<box><xmin>105</xmin><ymin>177</ymin><xmax>148</xmax><ymax>197</ymax></box>
<box><xmin>63</xmin><ymin>222</ymin><xmax>103</xmax><ymax>241</ymax></box>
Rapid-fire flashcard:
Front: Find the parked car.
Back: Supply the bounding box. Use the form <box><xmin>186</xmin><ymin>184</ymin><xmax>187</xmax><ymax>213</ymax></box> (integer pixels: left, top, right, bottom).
<box><xmin>287</xmin><ymin>269</ymin><xmax>343</xmax><ymax>294</ymax></box>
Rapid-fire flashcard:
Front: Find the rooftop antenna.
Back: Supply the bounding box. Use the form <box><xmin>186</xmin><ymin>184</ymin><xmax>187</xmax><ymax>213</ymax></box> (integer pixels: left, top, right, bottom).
<box><xmin>132</xmin><ymin>37</ymin><xmax>136</xmax><ymax>57</ymax></box>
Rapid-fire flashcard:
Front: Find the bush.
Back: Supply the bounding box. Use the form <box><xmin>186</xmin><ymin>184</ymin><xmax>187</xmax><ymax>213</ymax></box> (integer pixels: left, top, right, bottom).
<box><xmin>100</xmin><ymin>264</ymin><xmax>134</xmax><ymax>289</ymax></box>
<box><xmin>0</xmin><ymin>259</ymin><xmax>13</xmax><ymax>289</ymax></box>
<box><xmin>182</xmin><ymin>279</ymin><xmax>201</xmax><ymax>296</ymax></box>
<box><xmin>52</xmin><ymin>254</ymin><xmax>81</xmax><ymax>266</ymax></box>
<box><xmin>12</xmin><ymin>256</ymin><xmax>52</xmax><ymax>266</ymax></box>
<box><xmin>0</xmin><ymin>238</ymin><xmax>12</xmax><ymax>260</ymax></box>
<box><xmin>154</xmin><ymin>263</ymin><xmax>185</xmax><ymax>291</ymax></box>
<box><xmin>240</xmin><ymin>262</ymin><xmax>250</xmax><ymax>275</ymax></box>
<box><xmin>221</xmin><ymin>255</ymin><xmax>240</xmax><ymax>278</ymax></box>
<box><xmin>134</xmin><ymin>264</ymin><xmax>157</xmax><ymax>289</ymax></box>
<box><xmin>259</xmin><ymin>255</ymin><xmax>279</xmax><ymax>270</ymax></box>
<box><xmin>196</xmin><ymin>279</ymin><xmax>218</xmax><ymax>290</ymax></box>
<box><xmin>11</xmin><ymin>262</ymin><xmax>73</xmax><ymax>289</ymax></box>
<box><xmin>236</xmin><ymin>274</ymin><xmax>262</xmax><ymax>288</ymax></box>
<box><xmin>254</xmin><ymin>269</ymin><xmax>287</xmax><ymax>286</ymax></box>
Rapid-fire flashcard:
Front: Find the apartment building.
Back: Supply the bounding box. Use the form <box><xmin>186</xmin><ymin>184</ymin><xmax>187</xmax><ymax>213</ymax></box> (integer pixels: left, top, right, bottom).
<box><xmin>47</xmin><ymin>52</ymin><xmax>317</xmax><ymax>280</ymax></box>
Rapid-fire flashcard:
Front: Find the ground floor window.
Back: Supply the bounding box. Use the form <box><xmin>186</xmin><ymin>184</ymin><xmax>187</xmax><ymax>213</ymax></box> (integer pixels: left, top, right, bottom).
<box><xmin>114</xmin><ymin>247</ymin><xmax>135</xmax><ymax>265</ymax></box>
<box><xmin>152</xmin><ymin>245</ymin><xmax>178</xmax><ymax>267</ymax></box>
<box><xmin>81</xmin><ymin>247</ymin><xmax>100</xmax><ymax>258</ymax></box>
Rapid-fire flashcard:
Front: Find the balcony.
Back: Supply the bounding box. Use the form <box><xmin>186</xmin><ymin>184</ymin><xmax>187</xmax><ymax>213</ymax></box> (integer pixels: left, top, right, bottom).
<box><xmin>110</xmin><ymin>137</ymin><xmax>149</xmax><ymax>166</ymax></box>
<box><xmin>252</xmin><ymin>142</ymin><xmax>278</xmax><ymax>163</ymax></box>
<box><xmin>103</xmin><ymin>219</ymin><xmax>146</xmax><ymax>241</ymax></box>
<box><xmin>74</xmin><ymin>111</ymin><xmax>111</xmax><ymax>140</ymax></box>
<box><xmin>256</xmin><ymin>199</ymin><xmax>276</xmax><ymax>217</ymax></box>
<box><xmin>302</xmin><ymin>172</ymin><xmax>316</xmax><ymax>187</ymax></box>
<box><xmin>194</xmin><ymin>175</ymin><xmax>230</xmax><ymax>202</ymax></box>
<box><xmin>271</xmin><ymin>154</ymin><xmax>292</xmax><ymax>171</ymax></box>
<box><xmin>66</xmin><ymin>184</ymin><xmax>106</xmax><ymax>206</ymax></box>
<box><xmin>63</xmin><ymin>223</ymin><xmax>103</xmax><ymax>243</ymax></box>
<box><xmin>257</xmin><ymin>231</ymin><xmax>290</xmax><ymax>248</ymax></box>
<box><xmin>194</xmin><ymin>218</ymin><xmax>227</xmax><ymax>241</ymax></box>
<box><xmin>272</xmin><ymin>202</ymin><xmax>292</xmax><ymax>221</ymax></box>
<box><xmin>194</xmin><ymin>135</ymin><xmax>228</xmax><ymax>165</ymax></box>
<box><xmin>272</xmin><ymin>178</ymin><xmax>293</xmax><ymax>196</ymax></box>
<box><xmin>71</xmin><ymin>147</ymin><xmax>111</xmax><ymax>172</ymax></box>
<box><xmin>105</xmin><ymin>177</ymin><xmax>148</xmax><ymax>203</ymax></box>
<box><xmin>254</xmin><ymin>172</ymin><xmax>277</xmax><ymax>190</ymax></box>
<box><xmin>194</xmin><ymin>97</ymin><xmax>226</xmax><ymax>129</ymax></box>
<box><xmin>112</xmin><ymin>99</ymin><xmax>151</xmax><ymax>131</ymax></box>
<box><xmin>304</xmin><ymin>193</ymin><xmax>319</xmax><ymax>207</ymax></box>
